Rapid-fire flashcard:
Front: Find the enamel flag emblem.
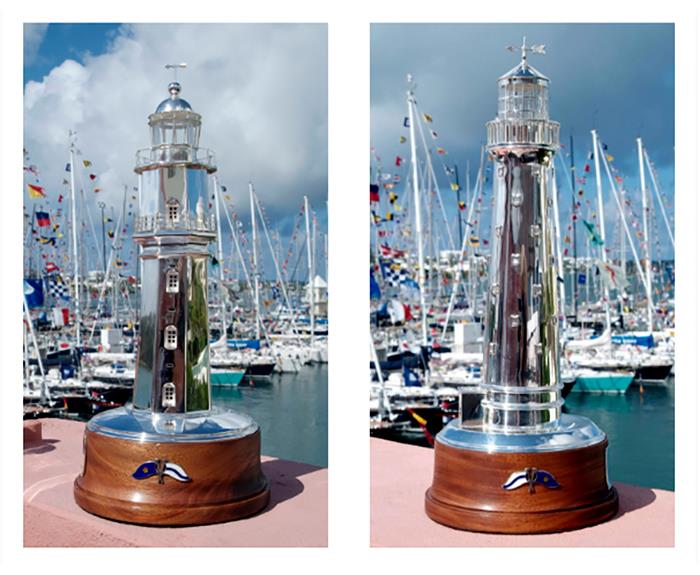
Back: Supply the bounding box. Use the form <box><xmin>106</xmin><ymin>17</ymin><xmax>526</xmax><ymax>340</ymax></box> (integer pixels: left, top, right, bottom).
<box><xmin>502</xmin><ymin>467</ymin><xmax>560</xmax><ymax>494</ymax></box>
<box><xmin>132</xmin><ymin>459</ymin><xmax>191</xmax><ymax>484</ymax></box>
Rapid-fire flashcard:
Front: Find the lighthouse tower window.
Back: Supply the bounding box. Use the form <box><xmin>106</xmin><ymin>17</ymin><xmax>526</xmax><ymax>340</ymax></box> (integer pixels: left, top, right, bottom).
<box><xmin>164</xmin><ymin>325</ymin><xmax>178</xmax><ymax>350</ymax></box>
<box><xmin>162</xmin><ymin>382</ymin><xmax>176</xmax><ymax>408</ymax></box>
<box><xmin>166</xmin><ymin>269</ymin><xmax>179</xmax><ymax>293</ymax></box>
<box><xmin>166</xmin><ymin>199</ymin><xmax>180</xmax><ymax>224</ymax></box>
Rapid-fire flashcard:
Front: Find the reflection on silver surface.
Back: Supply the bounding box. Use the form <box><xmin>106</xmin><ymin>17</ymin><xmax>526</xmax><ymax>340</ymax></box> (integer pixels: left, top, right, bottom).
<box><xmin>87</xmin><ymin>405</ymin><xmax>258</xmax><ymax>442</ymax></box>
<box><xmin>441</xmin><ymin>414</ymin><xmax>606</xmax><ymax>453</ymax></box>
<box><xmin>185</xmin><ymin>256</ymin><xmax>211</xmax><ymax>412</ymax></box>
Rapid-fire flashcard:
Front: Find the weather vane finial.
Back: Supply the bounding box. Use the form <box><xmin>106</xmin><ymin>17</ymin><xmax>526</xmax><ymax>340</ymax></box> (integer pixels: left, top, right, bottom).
<box><xmin>165</xmin><ymin>62</ymin><xmax>187</xmax><ymax>83</ymax></box>
<box><xmin>506</xmin><ymin>36</ymin><xmax>546</xmax><ymax>62</ymax></box>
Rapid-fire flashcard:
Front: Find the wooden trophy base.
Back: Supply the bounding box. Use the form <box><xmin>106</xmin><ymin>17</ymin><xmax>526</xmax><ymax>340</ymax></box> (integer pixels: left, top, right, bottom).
<box><xmin>425</xmin><ymin>435</ymin><xmax>618</xmax><ymax>534</ymax></box>
<box><xmin>75</xmin><ymin>426</ymin><xmax>270</xmax><ymax>526</ymax></box>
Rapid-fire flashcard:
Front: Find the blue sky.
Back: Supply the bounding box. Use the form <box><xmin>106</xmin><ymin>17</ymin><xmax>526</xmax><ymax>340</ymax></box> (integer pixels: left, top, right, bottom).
<box><xmin>24</xmin><ymin>23</ymin><xmax>328</xmax><ymax>281</ymax></box>
<box><xmin>24</xmin><ymin>24</ymin><xmax>122</xmax><ymax>84</ymax></box>
<box><xmin>370</xmin><ymin>23</ymin><xmax>675</xmax><ymax>261</ymax></box>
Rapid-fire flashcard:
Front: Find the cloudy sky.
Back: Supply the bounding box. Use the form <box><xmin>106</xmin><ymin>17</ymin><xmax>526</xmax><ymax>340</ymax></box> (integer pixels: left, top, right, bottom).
<box><xmin>371</xmin><ymin>23</ymin><xmax>675</xmax><ymax>260</ymax></box>
<box><xmin>24</xmin><ymin>23</ymin><xmax>327</xmax><ymax>278</ymax></box>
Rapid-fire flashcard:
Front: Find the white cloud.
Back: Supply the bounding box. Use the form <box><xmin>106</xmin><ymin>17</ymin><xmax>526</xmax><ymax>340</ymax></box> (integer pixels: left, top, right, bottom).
<box><xmin>24</xmin><ymin>24</ymin><xmax>328</xmax><ymax>228</ymax></box>
<box><xmin>24</xmin><ymin>23</ymin><xmax>49</xmax><ymax>66</ymax></box>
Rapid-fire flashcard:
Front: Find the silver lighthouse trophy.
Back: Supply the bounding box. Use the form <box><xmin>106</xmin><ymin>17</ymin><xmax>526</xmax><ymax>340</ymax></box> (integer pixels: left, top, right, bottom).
<box><xmin>425</xmin><ymin>40</ymin><xmax>618</xmax><ymax>534</ymax></box>
<box><xmin>74</xmin><ymin>67</ymin><xmax>270</xmax><ymax>526</ymax></box>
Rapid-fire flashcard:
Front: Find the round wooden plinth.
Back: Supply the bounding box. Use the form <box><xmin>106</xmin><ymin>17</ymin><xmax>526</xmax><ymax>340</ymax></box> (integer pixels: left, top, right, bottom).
<box><xmin>74</xmin><ymin>427</ymin><xmax>270</xmax><ymax>526</ymax></box>
<box><xmin>425</xmin><ymin>438</ymin><xmax>618</xmax><ymax>534</ymax></box>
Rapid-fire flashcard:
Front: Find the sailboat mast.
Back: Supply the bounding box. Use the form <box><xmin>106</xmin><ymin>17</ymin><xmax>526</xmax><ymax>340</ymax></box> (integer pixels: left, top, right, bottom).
<box><xmin>213</xmin><ymin>176</ymin><xmax>227</xmax><ymax>338</ymax></box>
<box><xmin>304</xmin><ymin>195</ymin><xmax>316</xmax><ymax>341</ymax></box>
<box><xmin>569</xmin><ymin>134</ymin><xmax>578</xmax><ymax>323</ymax></box>
<box><xmin>24</xmin><ymin>296</ymin><xmax>45</xmax><ymax>377</ymax></box>
<box><xmin>637</xmin><ymin>137</ymin><xmax>654</xmax><ymax>331</ymax></box>
<box><xmin>551</xmin><ymin>171</ymin><xmax>567</xmax><ymax>331</ymax></box>
<box><xmin>69</xmin><ymin>139</ymin><xmax>82</xmax><ymax>349</ymax></box>
<box><xmin>249</xmin><ymin>182</ymin><xmax>261</xmax><ymax>340</ymax></box>
<box><xmin>455</xmin><ymin>164</ymin><xmax>463</xmax><ymax>250</ymax></box>
<box><xmin>591</xmin><ymin>129</ymin><xmax>611</xmax><ymax>332</ymax></box>
<box><xmin>643</xmin><ymin>147</ymin><xmax>675</xmax><ymax>250</ymax></box>
<box><xmin>407</xmin><ymin>80</ymin><xmax>428</xmax><ymax>346</ymax></box>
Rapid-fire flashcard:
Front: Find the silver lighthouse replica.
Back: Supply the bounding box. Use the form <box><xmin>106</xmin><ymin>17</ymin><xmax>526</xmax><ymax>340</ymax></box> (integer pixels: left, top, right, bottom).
<box><xmin>74</xmin><ymin>67</ymin><xmax>270</xmax><ymax>526</ymax></box>
<box><xmin>425</xmin><ymin>40</ymin><xmax>618</xmax><ymax>534</ymax></box>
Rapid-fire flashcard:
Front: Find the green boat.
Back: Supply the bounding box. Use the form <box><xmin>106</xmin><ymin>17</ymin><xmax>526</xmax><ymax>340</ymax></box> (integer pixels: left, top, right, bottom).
<box><xmin>571</xmin><ymin>369</ymin><xmax>635</xmax><ymax>394</ymax></box>
<box><xmin>210</xmin><ymin>369</ymin><xmax>246</xmax><ymax>387</ymax></box>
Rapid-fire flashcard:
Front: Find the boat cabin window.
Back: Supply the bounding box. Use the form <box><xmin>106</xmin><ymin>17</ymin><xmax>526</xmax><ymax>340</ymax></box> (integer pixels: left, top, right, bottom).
<box><xmin>164</xmin><ymin>325</ymin><xmax>178</xmax><ymax>350</ymax></box>
<box><xmin>162</xmin><ymin>382</ymin><xmax>176</xmax><ymax>408</ymax></box>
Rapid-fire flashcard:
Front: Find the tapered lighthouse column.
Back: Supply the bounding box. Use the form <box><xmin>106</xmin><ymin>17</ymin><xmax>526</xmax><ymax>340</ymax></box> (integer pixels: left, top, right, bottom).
<box><xmin>74</xmin><ymin>69</ymin><xmax>269</xmax><ymax>526</ymax></box>
<box><xmin>425</xmin><ymin>40</ymin><xmax>618</xmax><ymax>534</ymax></box>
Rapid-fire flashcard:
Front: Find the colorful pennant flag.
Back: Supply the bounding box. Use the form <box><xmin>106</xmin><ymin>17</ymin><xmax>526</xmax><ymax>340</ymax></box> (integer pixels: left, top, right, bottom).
<box><xmin>583</xmin><ymin>219</ymin><xmax>604</xmax><ymax>246</ymax></box>
<box><xmin>35</xmin><ymin>211</ymin><xmax>51</xmax><ymax>227</ymax></box>
<box><xmin>27</xmin><ymin>184</ymin><xmax>46</xmax><ymax>198</ymax></box>
<box><xmin>370</xmin><ymin>184</ymin><xmax>380</xmax><ymax>203</ymax></box>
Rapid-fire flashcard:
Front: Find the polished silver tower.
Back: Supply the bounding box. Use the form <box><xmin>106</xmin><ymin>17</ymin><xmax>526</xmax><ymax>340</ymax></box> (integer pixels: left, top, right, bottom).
<box><xmin>132</xmin><ymin>77</ymin><xmax>217</xmax><ymax>416</ymax></box>
<box><xmin>82</xmin><ymin>70</ymin><xmax>258</xmax><ymax>438</ymax></box>
<box><xmin>480</xmin><ymin>38</ymin><xmax>561</xmax><ymax>431</ymax></box>
<box><xmin>439</xmin><ymin>39</ymin><xmax>606</xmax><ymax>450</ymax></box>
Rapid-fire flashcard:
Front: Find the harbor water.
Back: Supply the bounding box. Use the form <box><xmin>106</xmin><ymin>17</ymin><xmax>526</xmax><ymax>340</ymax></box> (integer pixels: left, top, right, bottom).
<box><xmin>212</xmin><ymin>364</ymin><xmax>328</xmax><ymax>468</ymax></box>
<box><xmin>564</xmin><ymin>378</ymin><xmax>674</xmax><ymax>491</ymax></box>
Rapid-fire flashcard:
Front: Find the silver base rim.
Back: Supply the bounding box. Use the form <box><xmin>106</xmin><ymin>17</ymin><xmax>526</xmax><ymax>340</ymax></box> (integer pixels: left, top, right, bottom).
<box><xmin>436</xmin><ymin>413</ymin><xmax>606</xmax><ymax>453</ymax></box>
<box><xmin>86</xmin><ymin>405</ymin><xmax>259</xmax><ymax>443</ymax></box>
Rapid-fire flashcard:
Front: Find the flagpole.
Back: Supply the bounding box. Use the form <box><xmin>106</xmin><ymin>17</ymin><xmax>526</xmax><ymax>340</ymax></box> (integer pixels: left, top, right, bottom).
<box><xmin>638</xmin><ymin>137</ymin><xmax>654</xmax><ymax>331</ymax></box>
<box><xmin>69</xmin><ymin>136</ymin><xmax>82</xmax><ymax>352</ymax></box>
<box><xmin>407</xmin><ymin>79</ymin><xmax>428</xmax><ymax>347</ymax></box>
<box><xmin>591</xmin><ymin>129</ymin><xmax>611</xmax><ymax>332</ymax></box>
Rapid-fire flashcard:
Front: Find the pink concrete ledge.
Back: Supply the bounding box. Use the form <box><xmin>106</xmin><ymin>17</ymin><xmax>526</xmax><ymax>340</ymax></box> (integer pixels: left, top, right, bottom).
<box><xmin>371</xmin><ymin>437</ymin><xmax>674</xmax><ymax>547</ymax></box>
<box><xmin>24</xmin><ymin>419</ymin><xmax>327</xmax><ymax>547</ymax></box>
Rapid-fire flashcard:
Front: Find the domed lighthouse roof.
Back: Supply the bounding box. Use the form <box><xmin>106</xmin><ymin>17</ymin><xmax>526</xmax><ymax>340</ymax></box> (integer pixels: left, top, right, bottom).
<box><xmin>135</xmin><ymin>63</ymin><xmax>216</xmax><ymax>175</ymax></box>
<box><xmin>155</xmin><ymin>81</ymin><xmax>193</xmax><ymax>113</ymax></box>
